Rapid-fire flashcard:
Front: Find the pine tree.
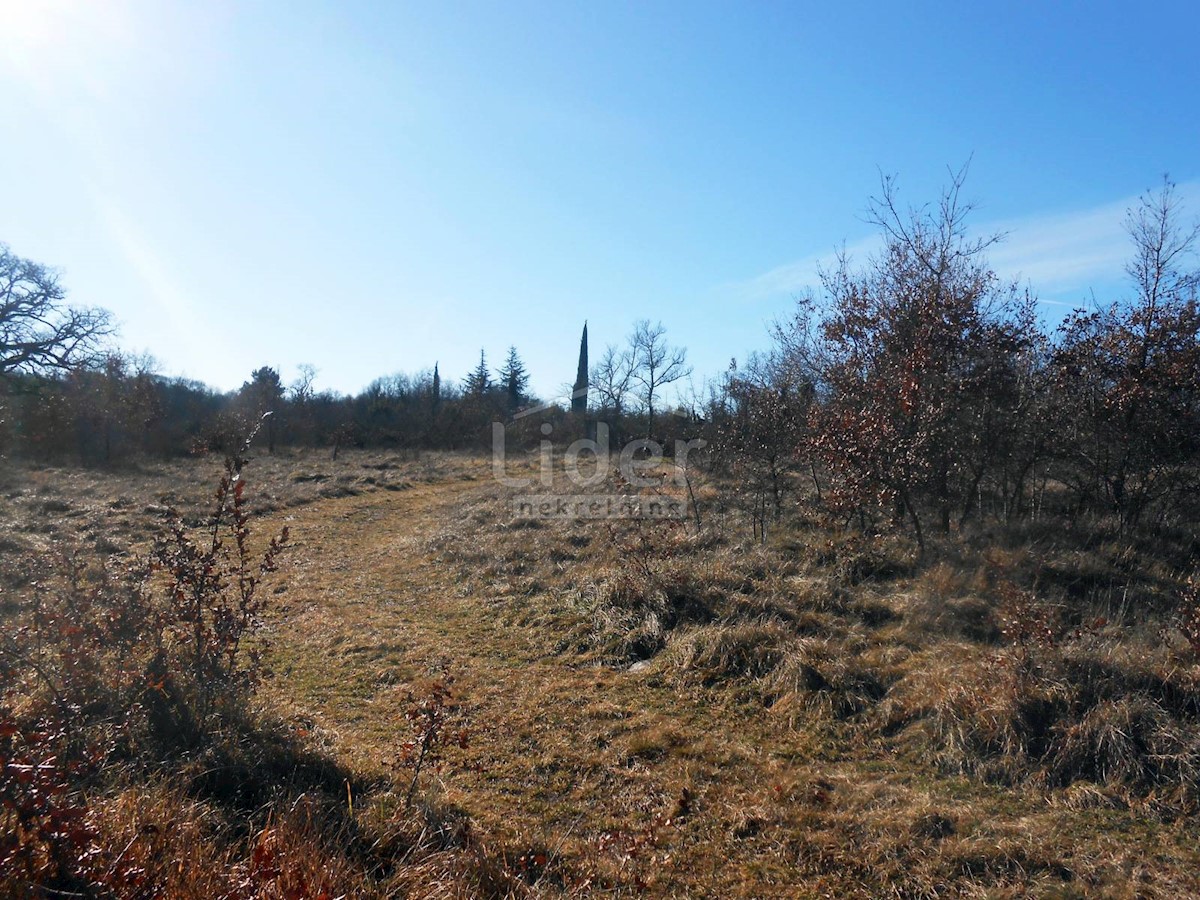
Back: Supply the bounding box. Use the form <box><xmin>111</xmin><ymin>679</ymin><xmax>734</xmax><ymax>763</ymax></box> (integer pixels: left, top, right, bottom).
<box><xmin>464</xmin><ymin>349</ymin><xmax>491</xmax><ymax>397</ymax></box>
<box><xmin>241</xmin><ymin>366</ymin><xmax>285</xmax><ymax>452</ymax></box>
<box><xmin>572</xmin><ymin>322</ymin><xmax>589</xmax><ymax>415</ymax></box>
<box><xmin>497</xmin><ymin>346</ymin><xmax>530</xmax><ymax>411</ymax></box>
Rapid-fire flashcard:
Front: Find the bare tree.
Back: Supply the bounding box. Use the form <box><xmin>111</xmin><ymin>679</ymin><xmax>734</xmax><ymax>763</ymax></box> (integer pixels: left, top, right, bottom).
<box><xmin>1126</xmin><ymin>177</ymin><xmax>1199</xmax><ymax>313</ymax></box>
<box><xmin>289</xmin><ymin>363</ymin><xmax>318</xmax><ymax>404</ymax></box>
<box><xmin>712</xmin><ymin>352</ymin><xmax>812</xmax><ymax>539</ymax></box>
<box><xmin>590</xmin><ymin>343</ymin><xmax>637</xmax><ymax>417</ymax></box>
<box><xmin>629</xmin><ymin>320</ymin><xmax>691</xmax><ymax>440</ymax></box>
<box><xmin>0</xmin><ymin>244</ymin><xmax>112</xmax><ymax>378</ymax></box>
<box><xmin>1053</xmin><ymin>176</ymin><xmax>1200</xmax><ymax>527</ymax></box>
<box><xmin>288</xmin><ymin>364</ymin><xmax>319</xmax><ymax>446</ymax></box>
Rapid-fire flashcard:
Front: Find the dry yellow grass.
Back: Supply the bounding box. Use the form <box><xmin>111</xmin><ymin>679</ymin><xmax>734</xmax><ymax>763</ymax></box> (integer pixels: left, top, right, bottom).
<box><xmin>5</xmin><ymin>448</ymin><xmax>1200</xmax><ymax>896</ymax></box>
<box><xmin>247</xmin><ymin>452</ymin><xmax>1200</xmax><ymax>896</ymax></box>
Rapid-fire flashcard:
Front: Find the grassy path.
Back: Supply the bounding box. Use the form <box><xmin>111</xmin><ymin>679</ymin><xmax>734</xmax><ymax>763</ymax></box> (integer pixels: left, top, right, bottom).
<box><xmin>258</xmin><ymin>470</ymin><xmax>808</xmax><ymax>895</ymax></box>
<box><xmin>255</xmin><ymin>465</ymin><xmax>1200</xmax><ymax>898</ymax></box>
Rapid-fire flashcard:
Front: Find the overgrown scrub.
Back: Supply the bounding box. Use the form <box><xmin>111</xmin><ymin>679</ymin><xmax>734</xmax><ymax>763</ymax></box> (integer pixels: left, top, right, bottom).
<box><xmin>314</xmin><ymin>459</ymin><xmax>1200</xmax><ymax>894</ymax></box>
<box><xmin>0</xmin><ymin>713</ymin><xmax>149</xmax><ymax>893</ymax></box>
<box><xmin>0</xmin><ymin>438</ymin><xmax>554</xmax><ymax>897</ymax></box>
<box><xmin>2</xmin><ymin>424</ymin><xmax>290</xmax><ymax>742</ymax></box>
<box><xmin>0</xmin><ymin>424</ymin><xmax>291</xmax><ymax>891</ymax></box>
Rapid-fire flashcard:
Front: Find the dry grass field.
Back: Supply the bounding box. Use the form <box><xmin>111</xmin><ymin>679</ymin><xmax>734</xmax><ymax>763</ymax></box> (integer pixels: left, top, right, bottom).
<box><xmin>3</xmin><ymin>449</ymin><xmax>1200</xmax><ymax>897</ymax></box>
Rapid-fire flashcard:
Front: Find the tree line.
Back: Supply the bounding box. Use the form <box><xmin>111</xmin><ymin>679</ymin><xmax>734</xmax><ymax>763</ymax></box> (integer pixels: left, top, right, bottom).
<box><xmin>0</xmin><ymin>344</ymin><xmax>545</xmax><ymax>461</ymax></box>
<box><xmin>703</xmin><ymin>171</ymin><xmax>1199</xmax><ymax>546</ymax></box>
<box><xmin>2</xmin><ymin>170</ymin><xmax>1197</xmax><ymax>549</ymax></box>
<box><xmin>0</xmin><ymin>245</ymin><xmax>699</xmax><ymax>460</ymax></box>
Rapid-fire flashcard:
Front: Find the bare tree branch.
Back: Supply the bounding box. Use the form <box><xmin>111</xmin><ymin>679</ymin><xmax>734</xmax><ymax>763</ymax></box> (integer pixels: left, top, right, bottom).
<box><xmin>629</xmin><ymin>320</ymin><xmax>691</xmax><ymax>439</ymax></box>
<box><xmin>0</xmin><ymin>244</ymin><xmax>113</xmax><ymax>379</ymax></box>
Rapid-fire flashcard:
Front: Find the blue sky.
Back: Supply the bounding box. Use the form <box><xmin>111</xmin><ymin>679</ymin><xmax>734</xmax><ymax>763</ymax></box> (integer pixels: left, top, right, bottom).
<box><xmin>1</xmin><ymin>1</ymin><xmax>1197</xmax><ymax>401</ymax></box>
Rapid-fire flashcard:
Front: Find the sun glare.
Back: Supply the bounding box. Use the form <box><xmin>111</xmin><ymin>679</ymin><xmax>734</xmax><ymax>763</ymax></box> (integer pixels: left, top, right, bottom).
<box><xmin>0</xmin><ymin>0</ymin><xmax>71</xmax><ymax>66</ymax></box>
<box><xmin>0</xmin><ymin>0</ymin><xmax>137</xmax><ymax>96</ymax></box>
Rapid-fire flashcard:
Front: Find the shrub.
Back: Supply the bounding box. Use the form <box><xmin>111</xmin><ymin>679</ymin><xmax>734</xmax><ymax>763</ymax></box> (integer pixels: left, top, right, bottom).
<box><xmin>149</xmin><ymin>450</ymin><xmax>288</xmax><ymax>735</ymax></box>
<box><xmin>1178</xmin><ymin>574</ymin><xmax>1200</xmax><ymax>659</ymax></box>
<box><xmin>0</xmin><ymin>422</ymin><xmax>290</xmax><ymax>893</ymax></box>
<box><xmin>391</xmin><ymin>663</ymin><xmax>469</xmax><ymax>808</ymax></box>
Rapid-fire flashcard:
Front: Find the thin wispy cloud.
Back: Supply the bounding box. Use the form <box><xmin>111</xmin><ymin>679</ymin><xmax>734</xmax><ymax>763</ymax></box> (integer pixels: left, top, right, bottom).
<box><xmin>721</xmin><ymin>234</ymin><xmax>882</xmax><ymax>304</ymax></box>
<box><xmin>986</xmin><ymin>198</ymin><xmax>1130</xmax><ymax>294</ymax></box>
<box><xmin>722</xmin><ymin>180</ymin><xmax>1200</xmax><ymax>306</ymax></box>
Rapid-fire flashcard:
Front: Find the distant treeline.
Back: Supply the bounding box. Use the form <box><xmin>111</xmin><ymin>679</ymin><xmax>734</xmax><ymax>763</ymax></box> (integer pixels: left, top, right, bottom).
<box><xmin>0</xmin><ymin>348</ymin><xmax>698</xmax><ymax>463</ymax></box>
<box><xmin>0</xmin><ymin>358</ymin><xmax>562</xmax><ymax>462</ymax></box>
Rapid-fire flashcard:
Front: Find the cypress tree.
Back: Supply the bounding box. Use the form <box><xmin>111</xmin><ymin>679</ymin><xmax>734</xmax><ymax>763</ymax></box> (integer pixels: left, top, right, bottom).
<box><xmin>572</xmin><ymin>322</ymin><xmax>589</xmax><ymax>414</ymax></box>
